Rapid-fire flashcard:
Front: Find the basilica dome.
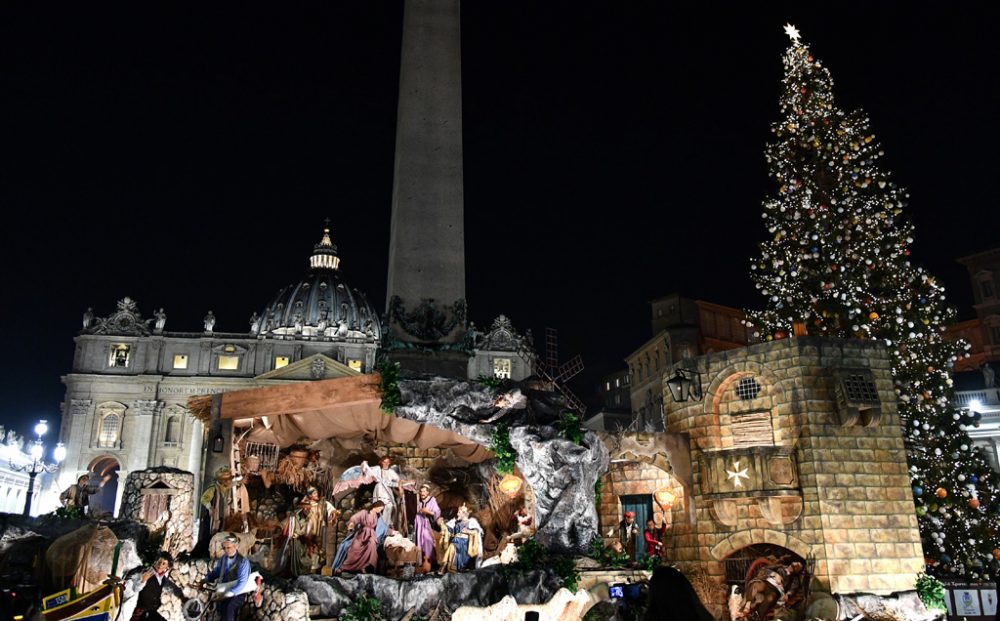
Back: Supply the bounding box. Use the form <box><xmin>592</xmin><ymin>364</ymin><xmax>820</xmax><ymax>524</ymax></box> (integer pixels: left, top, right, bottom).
<box><xmin>255</xmin><ymin>228</ymin><xmax>381</xmax><ymax>341</ymax></box>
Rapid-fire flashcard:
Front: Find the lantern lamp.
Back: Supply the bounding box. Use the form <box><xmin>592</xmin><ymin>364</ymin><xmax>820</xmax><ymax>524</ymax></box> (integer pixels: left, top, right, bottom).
<box><xmin>654</xmin><ymin>488</ymin><xmax>677</xmax><ymax>509</ymax></box>
<box><xmin>499</xmin><ymin>473</ymin><xmax>523</xmax><ymax>497</ymax></box>
<box><xmin>667</xmin><ymin>369</ymin><xmax>703</xmax><ymax>403</ymax></box>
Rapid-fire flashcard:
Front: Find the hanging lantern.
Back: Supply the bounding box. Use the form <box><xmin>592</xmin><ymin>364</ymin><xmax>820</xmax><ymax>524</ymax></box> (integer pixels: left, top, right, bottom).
<box><xmin>654</xmin><ymin>488</ymin><xmax>677</xmax><ymax>509</ymax></box>
<box><xmin>499</xmin><ymin>473</ymin><xmax>523</xmax><ymax>497</ymax></box>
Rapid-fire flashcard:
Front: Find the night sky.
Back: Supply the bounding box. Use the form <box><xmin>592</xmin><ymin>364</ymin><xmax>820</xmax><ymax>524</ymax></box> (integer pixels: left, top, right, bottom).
<box><xmin>1</xmin><ymin>3</ymin><xmax>996</xmax><ymax>438</ymax></box>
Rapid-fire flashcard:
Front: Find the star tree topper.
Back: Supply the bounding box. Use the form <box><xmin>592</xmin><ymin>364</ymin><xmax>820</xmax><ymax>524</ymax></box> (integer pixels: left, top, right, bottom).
<box><xmin>783</xmin><ymin>23</ymin><xmax>801</xmax><ymax>44</ymax></box>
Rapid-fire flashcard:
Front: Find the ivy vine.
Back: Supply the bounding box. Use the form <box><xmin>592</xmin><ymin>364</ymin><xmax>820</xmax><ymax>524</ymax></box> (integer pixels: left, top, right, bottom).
<box><xmin>490</xmin><ymin>422</ymin><xmax>517</xmax><ymax>475</ymax></box>
<box><xmin>557</xmin><ymin>410</ymin><xmax>582</xmax><ymax>445</ymax></box>
<box><xmin>376</xmin><ymin>358</ymin><xmax>402</xmax><ymax>414</ymax></box>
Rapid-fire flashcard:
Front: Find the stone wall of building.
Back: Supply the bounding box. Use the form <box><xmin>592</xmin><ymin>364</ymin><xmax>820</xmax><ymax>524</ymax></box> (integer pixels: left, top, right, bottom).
<box><xmin>597</xmin><ymin>461</ymin><xmax>684</xmax><ymax>539</ymax></box>
<box><xmin>120</xmin><ymin>467</ymin><xmax>195</xmax><ymax>556</ymax></box>
<box><xmin>663</xmin><ymin>337</ymin><xmax>924</xmax><ymax>599</ymax></box>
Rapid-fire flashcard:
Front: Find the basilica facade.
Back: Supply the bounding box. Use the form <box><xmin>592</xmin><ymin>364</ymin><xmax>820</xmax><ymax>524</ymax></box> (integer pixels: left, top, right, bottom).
<box><xmin>58</xmin><ymin>228</ymin><xmax>533</xmax><ymax>516</ymax></box>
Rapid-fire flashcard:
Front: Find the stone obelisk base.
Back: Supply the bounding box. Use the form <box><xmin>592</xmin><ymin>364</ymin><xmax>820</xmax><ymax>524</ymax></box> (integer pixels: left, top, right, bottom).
<box><xmin>388</xmin><ymin>349</ymin><xmax>470</xmax><ymax>379</ymax></box>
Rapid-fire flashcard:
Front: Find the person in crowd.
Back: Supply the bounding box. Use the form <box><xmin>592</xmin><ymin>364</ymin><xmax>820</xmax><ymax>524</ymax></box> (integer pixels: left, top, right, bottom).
<box><xmin>130</xmin><ymin>553</ymin><xmax>178</xmax><ymax>621</ymax></box>
<box><xmin>644</xmin><ymin>565</ymin><xmax>715</xmax><ymax>621</ymax></box>
<box><xmin>202</xmin><ymin>534</ymin><xmax>251</xmax><ymax>621</ymax></box>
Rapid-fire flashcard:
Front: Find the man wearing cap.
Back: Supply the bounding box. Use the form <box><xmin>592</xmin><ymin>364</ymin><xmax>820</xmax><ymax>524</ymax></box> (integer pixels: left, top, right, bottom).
<box><xmin>202</xmin><ymin>534</ymin><xmax>250</xmax><ymax>621</ymax></box>
<box><xmin>305</xmin><ymin>486</ymin><xmax>339</xmax><ymax>565</ymax></box>
<box><xmin>619</xmin><ymin>510</ymin><xmax>639</xmax><ymax>562</ymax></box>
<box><xmin>130</xmin><ymin>553</ymin><xmax>178</xmax><ymax>621</ymax></box>
<box><xmin>200</xmin><ymin>468</ymin><xmax>249</xmax><ymax>537</ymax></box>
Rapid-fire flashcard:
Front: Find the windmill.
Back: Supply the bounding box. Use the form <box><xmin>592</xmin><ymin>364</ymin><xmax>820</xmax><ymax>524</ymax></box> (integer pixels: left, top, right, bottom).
<box><xmin>517</xmin><ymin>327</ymin><xmax>586</xmax><ymax>414</ymax></box>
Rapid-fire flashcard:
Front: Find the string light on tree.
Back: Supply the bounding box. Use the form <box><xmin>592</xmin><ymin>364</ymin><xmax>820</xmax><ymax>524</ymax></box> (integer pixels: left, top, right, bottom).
<box><xmin>745</xmin><ymin>25</ymin><xmax>999</xmax><ymax>579</ymax></box>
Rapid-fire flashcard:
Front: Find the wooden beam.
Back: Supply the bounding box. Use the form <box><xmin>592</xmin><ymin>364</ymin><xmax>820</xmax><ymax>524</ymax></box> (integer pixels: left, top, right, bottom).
<box><xmin>219</xmin><ymin>373</ymin><xmax>382</xmax><ymax>420</ymax></box>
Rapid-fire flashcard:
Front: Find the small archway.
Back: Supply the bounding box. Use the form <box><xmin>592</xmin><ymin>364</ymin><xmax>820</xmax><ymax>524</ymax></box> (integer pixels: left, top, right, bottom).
<box><xmin>598</xmin><ymin>459</ymin><xmax>683</xmax><ymax>560</ymax></box>
<box><xmin>723</xmin><ymin>543</ymin><xmax>806</xmax><ymax>587</ymax></box>
<box><xmin>87</xmin><ymin>455</ymin><xmax>121</xmax><ymax>517</ymax></box>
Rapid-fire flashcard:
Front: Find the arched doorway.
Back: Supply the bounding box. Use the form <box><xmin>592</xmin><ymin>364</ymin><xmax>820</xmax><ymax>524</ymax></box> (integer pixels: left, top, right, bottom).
<box><xmin>87</xmin><ymin>455</ymin><xmax>121</xmax><ymax>517</ymax></box>
<box><xmin>724</xmin><ymin>543</ymin><xmax>806</xmax><ymax>587</ymax></box>
<box><xmin>597</xmin><ymin>460</ymin><xmax>684</xmax><ymax>560</ymax></box>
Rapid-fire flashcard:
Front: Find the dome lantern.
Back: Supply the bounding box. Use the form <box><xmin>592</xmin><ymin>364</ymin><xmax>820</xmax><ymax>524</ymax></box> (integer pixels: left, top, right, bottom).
<box><xmin>310</xmin><ymin>225</ymin><xmax>340</xmax><ymax>271</ymax></box>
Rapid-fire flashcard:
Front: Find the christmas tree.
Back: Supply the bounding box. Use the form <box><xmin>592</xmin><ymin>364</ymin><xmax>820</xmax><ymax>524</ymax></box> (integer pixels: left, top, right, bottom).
<box><xmin>747</xmin><ymin>24</ymin><xmax>1000</xmax><ymax>579</ymax></box>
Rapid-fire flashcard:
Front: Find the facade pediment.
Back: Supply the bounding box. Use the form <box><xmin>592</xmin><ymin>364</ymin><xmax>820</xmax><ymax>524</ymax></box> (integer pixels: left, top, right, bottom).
<box><xmin>254</xmin><ymin>353</ymin><xmax>359</xmax><ymax>381</ymax></box>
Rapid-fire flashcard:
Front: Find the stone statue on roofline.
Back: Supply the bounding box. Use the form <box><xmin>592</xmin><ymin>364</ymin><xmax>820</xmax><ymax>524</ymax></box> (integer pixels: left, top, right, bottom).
<box><xmin>204</xmin><ymin>310</ymin><xmax>216</xmax><ymax>333</ymax></box>
<box><xmin>983</xmin><ymin>363</ymin><xmax>995</xmax><ymax>388</ymax></box>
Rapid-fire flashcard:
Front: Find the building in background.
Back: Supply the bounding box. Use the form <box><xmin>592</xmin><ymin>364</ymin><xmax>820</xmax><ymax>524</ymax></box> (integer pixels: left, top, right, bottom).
<box><xmin>59</xmin><ymin>228</ymin><xmax>534</xmax><ymax>517</ymax></box>
<box><xmin>617</xmin><ymin>295</ymin><xmax>751</xmax><ymax>431</ymax></box>
<box><xmin>946</xmin><ymin>247</ymin><xmax>1000</xmax><ymax>471</ymax></box>
<box><xmin>585</xmin><ymin>369</ymin><xmax>632</xmax><ymax>432</ymax></box>
<box><xmin>0</xmin><ymin>432</ymin><xmax>60</xmax><ymax>516</ymax></box>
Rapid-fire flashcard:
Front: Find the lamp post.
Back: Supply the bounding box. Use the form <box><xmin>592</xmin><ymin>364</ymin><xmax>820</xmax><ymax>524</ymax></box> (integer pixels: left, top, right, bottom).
<box><xmin>666</xmin><ymin>369</ymin><xmax>704</xmax><ymax>403</ymax></box>
<box><xmin>10</xmin><ymin>420</ymin><xmax>65</xmax><ymax>516</ymax></box>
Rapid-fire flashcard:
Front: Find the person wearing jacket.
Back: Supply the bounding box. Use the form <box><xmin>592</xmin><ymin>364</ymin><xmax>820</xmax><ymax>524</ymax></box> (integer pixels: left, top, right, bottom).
<box><xmin>202</xmin><ymin>534</ymin><xmax>250</xmax><ymax>621</ymax></box>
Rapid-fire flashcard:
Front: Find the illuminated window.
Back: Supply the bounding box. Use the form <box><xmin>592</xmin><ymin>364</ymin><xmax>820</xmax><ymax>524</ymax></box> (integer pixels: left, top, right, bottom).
<box><xmin>218</xmin><ymin>355</ymin><xmax>240</xmax><ymax>370</ymax></box>
<box><xmin>348</xmin><ymin>359</ymin><xmax>363</xmax><ymax>372</ymax></box>
<box><xmin>224</xmin><ymin>344</ymin><xmax>236</xmax><ymax>353</ymax></box>
<box><xmin>615</xmin><ymin>378</ymin><xmax>621</xmax><ymax>388</ymax></box>
<box><xmin>109</xmin><ymin>344</ymin><xmax>131</xmax><ymax>368</ymax></box>
<box><xmin>605</xmin><ymin>382</ymin><xmax>611</xmax><ymax>391</ymax></box>
<box><xmin>172</xmin><ymin>354</ymin><xmax>188</xmax><ymax>369</ymax></box>
<box><xmin>98</xmin><ymin>413</ymin><xmax>120</xmax><ymax>448</ymax></box>
<box><xmin>493</xmin><ymin>358</ymin><xmax>512</xmax><ymax>379</ymax></box>
<box><xmin>274</xmin><ymin>356</ymin><xmax>290</xmax><ymax>369</ymax></box>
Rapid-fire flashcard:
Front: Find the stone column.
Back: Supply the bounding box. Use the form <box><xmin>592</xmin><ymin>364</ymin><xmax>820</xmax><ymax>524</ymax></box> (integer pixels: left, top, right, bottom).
<box><xmin>386</xmin><ymin>0</ymin><xmax>467</xmax><ymax>348</ymax></box>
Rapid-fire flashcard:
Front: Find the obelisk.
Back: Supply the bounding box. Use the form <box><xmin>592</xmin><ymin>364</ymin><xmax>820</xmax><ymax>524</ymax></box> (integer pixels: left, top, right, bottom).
<box><xmin>385</xmin><ymin>0</ymin><xmax>468</xmax><ymax>375</ymax></box>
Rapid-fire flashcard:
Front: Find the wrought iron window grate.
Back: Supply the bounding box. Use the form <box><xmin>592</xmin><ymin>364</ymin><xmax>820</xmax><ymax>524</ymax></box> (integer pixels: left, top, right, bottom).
<box><xmin>735</xmin><ymin>377</ymin><xmax>762</xmax><ymax>401</ymax></box>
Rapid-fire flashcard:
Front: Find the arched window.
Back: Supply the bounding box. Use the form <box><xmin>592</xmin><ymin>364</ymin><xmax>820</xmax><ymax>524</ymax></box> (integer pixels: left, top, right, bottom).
<box><xmin>98</xmin><ymin>413</ymin><xmax>120</xmax><ymax>448</ymax></box>
<box><xmin>164</xmin><ymin>416</ymin><xmax>180</xmax><ymax>444</ymax></box>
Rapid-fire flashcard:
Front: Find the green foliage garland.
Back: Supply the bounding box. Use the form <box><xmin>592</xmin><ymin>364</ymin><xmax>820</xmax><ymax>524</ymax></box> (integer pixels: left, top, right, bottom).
<box><xmin>915</xmin><ymin>573</ymin><xmax>946</xmax><ymax>612</ymax></box>
<box><xmin>376</xmin><ymin>358</ymin><xmax>402</xmax><ymax>414</ymax></box>
<box><xmin>339</xmin><ymin>596</ymin><xmax>387</xmax><ymax>621</ymax></box>
<box><xmin>506</xmin><ymin>538</ymin><xmax>580</xmax><ymax>591</ymax></box>
<box><xmin>477</xmin><ymin>374</ymin><xmax>505</xmax><ymax>391</ymax></box>
<box><xmin>557</xmin><ymin>411</ymin><xmax>582</xmax><ymax>445</ymax></box>
<box><xmin>490</xmin><ymin>422</ymin><xmax>517</xmax><ymax>475</ymax></box>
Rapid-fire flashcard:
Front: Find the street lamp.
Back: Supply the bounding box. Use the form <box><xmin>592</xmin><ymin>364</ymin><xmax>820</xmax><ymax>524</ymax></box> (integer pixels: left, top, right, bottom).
<box><xmin>666</xmin><ymin>369</ymin><xmax>704</xmax><ymax>403</ymax></box>
<box><xmin>10</xmin><ymin>420</ymin><xmax>64</xmax><ymax>516</ymax></box>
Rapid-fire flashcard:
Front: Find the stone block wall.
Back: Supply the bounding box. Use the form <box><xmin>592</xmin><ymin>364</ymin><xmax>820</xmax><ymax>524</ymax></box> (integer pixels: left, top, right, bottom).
<box><xmin>597</xmin><ymin>461</ymin><xmax>684</xmax><ymax>539</ymax></box>
<box><xmin>663</xmin><ymin>337</ymin><xmax>924</xmax><ymax>599</ymax></box>
<box><xmin>120</xmin><ymin>558</ymin><xmax>310</xmax><ymax>621</ymax></box>
<box><xmin>120</xmin><ymin>466</ymin><xmax>195</xmax><ymax>556</ymax></box>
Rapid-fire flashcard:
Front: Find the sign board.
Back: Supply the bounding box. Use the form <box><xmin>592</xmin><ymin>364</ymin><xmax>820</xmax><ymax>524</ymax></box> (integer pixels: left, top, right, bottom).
<box><xmin>946</xmin><ymin>582</ymin><xmax>997</xmax><ymax>621</ymax></box>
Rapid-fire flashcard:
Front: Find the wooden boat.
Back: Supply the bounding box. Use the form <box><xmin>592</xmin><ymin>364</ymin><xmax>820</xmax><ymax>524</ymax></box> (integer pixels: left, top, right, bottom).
<box><xmin>40</xmin><ymin>580</ymin><xmax>122</xmax><ymax>621</ymax></box>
